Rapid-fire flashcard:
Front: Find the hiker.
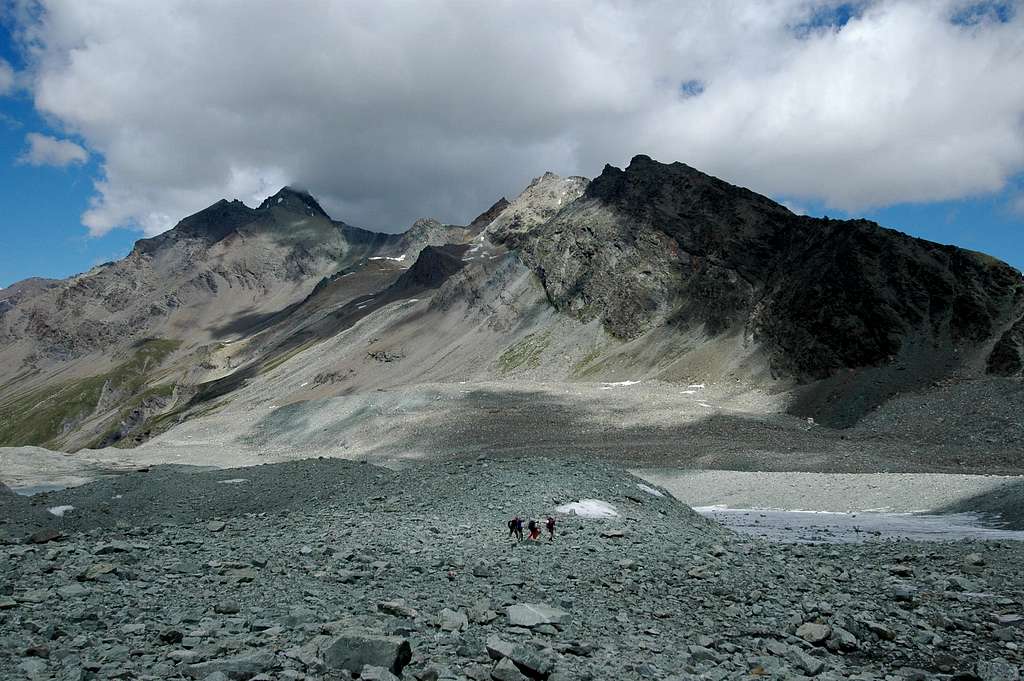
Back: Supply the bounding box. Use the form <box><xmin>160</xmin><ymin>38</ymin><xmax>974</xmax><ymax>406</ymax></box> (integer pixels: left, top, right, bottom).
<box><xmin>546</xmin><ymin>516</ymin><xmax>556</xmax><ymax>541</ymax></box>
<box><xmin>527</xmin><ymin>519</ymin><xmax>541</xmax><ymax>541</ymax></box>
<box><xmin>508</xmin><ymin>516</ymin><xmax>524</xmax><ymax>541</ymax></box>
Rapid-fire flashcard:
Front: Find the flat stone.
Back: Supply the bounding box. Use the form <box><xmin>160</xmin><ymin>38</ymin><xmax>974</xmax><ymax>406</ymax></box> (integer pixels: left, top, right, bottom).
<box><xmin>438</xmin><ymin>608</ymin><xmax>469</xmax><ymax>632</ymax></box>
<box><xmin>80</xmin><ymin>563</ymin><xmax>117</xmax><ymax>581</ymax></box>
<box><xmin>94</xmin><ymin>541</ymin><xmax>133</xmax><ymax>555</ymax></box>
<box><xmin>208</xmin><ymin>521</ymin><xmax>227</xmax><ymax>532</ymax></box>
<box><xmin>796</xmin><ymin>623</ymin><xmax>831</xmax><ymax>644</ymax></box>
<box><xmin>57</xmin><ymin>583</ymin><xmax>90</xmax><ymax>599</ymax></box>
<box><xmin>17</xmin><ymin>589</ymin><xmax>51</xmax><ymax>604</ymax></box>
<box><xmin>361</xmin><ymin>665</ymin><xmax>401</xmax><ymax>681</ymax></box>
<box><xmin>510</xmin><ymin>645</ymin><xmax>556</xmax><ymax>679</ymax></box>
<box><xmin>492</xmin><ymin>657</ymin><xmax>528</xmax><ymax>681</ymax></box>
<box><xmin>506</xmin><ymin>603</ymin><xmax>569</xmax><ymax>628</ymax></box>
<box><xmin>487</xmin><ymin>636</ymin><xmax>515</xmax><ymax>660</ymax></box>
<box><xmin>379</xmin><ymin>599</ymin><xmax>418</xmax><ymax>619</ymax></box>
<box><xmin>184</xmin><ymin>650</ymin><xmax>277</xmax><ymax>680</ymax></box>
<box><xmin>996</xmin><ymin>614</ymin><xmax>1024</xmax><ymax>627</ymax></box>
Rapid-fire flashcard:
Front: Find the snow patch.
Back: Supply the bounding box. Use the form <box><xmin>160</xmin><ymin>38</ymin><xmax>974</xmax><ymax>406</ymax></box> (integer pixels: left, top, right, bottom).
<box><xmin>688</xmin><ymin>384</ymin><xmax>705</xmax><ymax>389</ymax></box>
<box><xmin>555</xmin><ymin>499</ymin><xmax>619</xmax><ymax>518</ymax></box>
<box><xmin>637</xmin><ymin>483</ymin><xmax>665</xmax><ymax>497</ymax></box>
<box><xmin>48</xmin><ymin>505</ymin><xmax>74</xmax><ymax>517</ymax></box>
<box><xmin>368</xmin><ymin>254</ymin><xmax>407</xmax><ymax>262</ymax></box>
<box><xmin>600</xmin><ymin>380</ymin><xmax>640</xmax><ymax>390</ymax></box>
<box><xmin>276</xmin><ymin>196</ymin><xmax>283</xmax><ymax>203</ymax></box>
<box><xmin>217</xmin><ymin>479</ymin><xmax>249</xmax><ymax>485</ymax></box>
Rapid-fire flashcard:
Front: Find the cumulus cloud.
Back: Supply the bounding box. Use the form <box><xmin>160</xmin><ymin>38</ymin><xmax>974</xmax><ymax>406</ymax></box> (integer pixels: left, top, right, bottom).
<box><xmin>11</xmin><ymin>0</ymin><xmax>1024</xmax><ymax>236</ymax></box>
<box><xmin>0</xmin><ymin>58</ymin><xmax>14</xmax><ymax>95</ymax></box>
<box><xmin>18</xmin><ymin>132</ymin><xmax>89</xmax><ymax>167</ymax></box>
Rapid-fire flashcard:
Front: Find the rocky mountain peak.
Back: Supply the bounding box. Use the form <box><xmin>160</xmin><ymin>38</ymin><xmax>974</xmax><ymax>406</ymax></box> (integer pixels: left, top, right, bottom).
<box><xmin>258</xmin><ymin>186</ymin><xmax>329</xmax><ymax>219</ymax></box>
<box><xmin>467</xmin><ymin>197</ymin><xmax>510</xmax><ymax>231</ymax></box>
<box><xmin>131</xmin><ymin>198</ymin><xmax>257</xmax><ymax>255</ymax></box>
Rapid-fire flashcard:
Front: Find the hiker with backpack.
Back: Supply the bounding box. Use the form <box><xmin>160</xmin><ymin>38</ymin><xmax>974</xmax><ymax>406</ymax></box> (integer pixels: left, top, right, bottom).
<box><xmin>545</xmin><ymin>516</ymin><xmax>556</xmax><ymax>541</ymax></box>
<box><xmin>527</xmin><ymin>519</ymin><xmax>541</xmax><ymax>541</ymax></box>
<box><xmin>507</xmin><ymin>516</ymin><xmax>524</xmax><ymax>541</ymax></box>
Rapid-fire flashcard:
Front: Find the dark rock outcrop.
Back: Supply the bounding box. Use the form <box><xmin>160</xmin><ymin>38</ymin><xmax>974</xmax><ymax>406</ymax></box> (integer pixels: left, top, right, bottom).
<box><xmin>392</xmin><ymin>245</ymin><xmax>469</xmax><ymax>291</ymax></box>
<box><xmin>497</xmin><ymin>155</ymin><xmax>1024</xmax><ymax>382</ymax></box>
<box><xmin>988</xmin><ymin>315</ymin><xmax>1024</xmax><ymax>376</ymax></box>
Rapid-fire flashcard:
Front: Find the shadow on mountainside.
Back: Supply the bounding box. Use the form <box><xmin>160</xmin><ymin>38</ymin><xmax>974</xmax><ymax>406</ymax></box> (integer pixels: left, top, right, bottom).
<box><xmin>207</xmin><ymin>302</ymin><xmax>303</xmax><ymax>339</ymax></box>
<box><xmin>373</xmin><ymin>388</ymin><xmax>1024</xmax><ymax>475</ymax></box>
<box><xmin>935</xmin><ymin>480</ymin><xmax>1024</xmax><ymax>530</ymax></box>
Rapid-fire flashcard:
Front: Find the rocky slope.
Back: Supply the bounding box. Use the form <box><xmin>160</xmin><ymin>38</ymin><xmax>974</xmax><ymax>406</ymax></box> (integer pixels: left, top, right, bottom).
<box><xmin>490</xmin><ymin>156</ymin><xmax>1024</xmax><ymax>423</ymax></box>
<box><xmin>1</xmin><ymin>458</ymin><xmax>1021</xmax><ymax>681</ymax></box>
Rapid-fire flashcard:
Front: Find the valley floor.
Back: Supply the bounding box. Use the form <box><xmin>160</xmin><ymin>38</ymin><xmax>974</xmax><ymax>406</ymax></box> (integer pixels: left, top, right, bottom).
<box><xmin>3</xmin><ymin>379</ymin><xmax>1023</xmax><ymax>529</ymax></box>
<box><xmin>2</xmin><ymin>458</ymin><xmax>1023</xmax><ymax>681</ymax></box>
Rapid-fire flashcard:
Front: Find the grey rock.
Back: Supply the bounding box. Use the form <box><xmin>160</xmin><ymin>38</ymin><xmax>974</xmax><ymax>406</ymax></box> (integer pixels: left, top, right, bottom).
<box><xmin>323</xmin><ymin>628</ymin><xmax>412</xmax><ymax>675</ymax></box>
<box><xmin>786</xmin><ymin>647</ymin><xmax>825</xmax><ymax>676</ymax></box>
<box><xmin>438</xmin><ymin>608</ymin><xmax>469</xmax><ymax>632</ymax></box>
<box><xmin>976</xmin><ymin>658</ymin><xmax>1020</xmax><ymax>681</ymax></box>
<box><xmin>487</xmin><ymin>636</ymin><xmax>515</xmax><ymax>660</ymax></box>
<box><xmin>361</xmin><ymin>665</ymin><xmax>401</xmax><ymax>681</ymax></box>
<box><xmin>492</xmin><ymin>658</ymin><xmax>528</xmax><ymax>681</ymax></box>
<box><xmin>510</xmin><ymin>645</ymin><xmax>556</xmax><ymax>679</ymax></box>
<box><xmin>506</xmin><ymin>604</ymin><xmax>568</xmax><ymax>628</ymax></box>
<box><xmin>378</xmin><ymin>599</ymin><xmax>418</xmax><ymax>619</ymax></box>
<box><xmin>184</xmin><ymin>650</ymin><xmax>277</xmax><ymax>680</ymax></box>
<box><xmin>827</xmin><ymin>626</ymin><xmax>858</xmax><ymax>651</ymax></box>
<box><xmin>57</xmin><ymin>583</ymin><xmax>90</xmax><ymax>599</ymax></box>
<box><xmin>214</xmin><ymin>600</ymin><xmax>241</xmax><ymax>614</ymax></box>
<box><xmin>796</xmin><ymin>623</ymin><xmax>831</xmax><ymax>645</ymax></box>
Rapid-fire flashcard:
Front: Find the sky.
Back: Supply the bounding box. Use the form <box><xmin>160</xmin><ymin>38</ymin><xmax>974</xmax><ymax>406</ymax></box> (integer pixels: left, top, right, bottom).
<box><xmin>0</xmin><ymin>0</ymin><xmax>1023</xmax><ymax>287</ymax></box>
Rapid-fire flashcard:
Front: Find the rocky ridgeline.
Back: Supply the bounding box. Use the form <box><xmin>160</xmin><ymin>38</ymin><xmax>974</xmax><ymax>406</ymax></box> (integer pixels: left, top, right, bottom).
<box><xmin>1</xmin><ymin>458</ymin><xmax>1022</xmax><ymax>680</ymax></box>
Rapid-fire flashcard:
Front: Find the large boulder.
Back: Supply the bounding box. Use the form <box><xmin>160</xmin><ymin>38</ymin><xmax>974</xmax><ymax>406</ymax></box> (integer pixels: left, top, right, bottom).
<box><xmin>184</xmin><ymin>651</ymin><xmax>277</xmax><ymax>680</ymax></box>
<box><xmin>506</xmin><ymin>604</ymin><xmax>569</xmax><ymax>628</ymax></box>
<box><xmin>322</xmin><ymin>628</ymin><xmax>412</xmax><ymax>675</ymax></box>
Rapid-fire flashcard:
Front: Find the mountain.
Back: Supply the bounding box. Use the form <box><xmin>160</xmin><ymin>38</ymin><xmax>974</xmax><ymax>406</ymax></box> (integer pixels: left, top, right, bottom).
<box><xmin>1</xmin><ymin>156</ymin><xmax>1021</xmax><ymax>455</ymax></box>
<box><xmin>490</xmin><ymin>156</ymin><xmax>1024</xmax><ymax>422</ymax></box>
<box><xmin>0</xmin><ymin>188</ymin><xmax>471</xmax><ymax>450</ymax></box>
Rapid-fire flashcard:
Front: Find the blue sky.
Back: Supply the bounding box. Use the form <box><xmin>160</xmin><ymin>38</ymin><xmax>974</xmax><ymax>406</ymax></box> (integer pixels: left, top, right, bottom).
<box><xmin>1</xmin><ymin>1</ymin><xmax>1023</xmax><ymax>288</ymax></box>
<box><xmin>0</xmin><ymin>21</ymin><xmax>136</xmax><ymax>287</ymax></box>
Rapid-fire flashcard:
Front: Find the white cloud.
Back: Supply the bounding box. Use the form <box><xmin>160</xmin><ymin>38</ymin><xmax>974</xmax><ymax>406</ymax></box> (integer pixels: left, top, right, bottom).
<box><xmin>18</xmin><ymin>132</ymin><xmax>89</xmax><ymax>167</ymax></box>
<box><xmin>0</xmin><ymin>59</ymin><xmax>14</xmax><ymax>95</ymax></box>
<box><xmin>11</xmin><ymin>0</ymin><xmax>1024</xmax><ymax>237</ymax></box>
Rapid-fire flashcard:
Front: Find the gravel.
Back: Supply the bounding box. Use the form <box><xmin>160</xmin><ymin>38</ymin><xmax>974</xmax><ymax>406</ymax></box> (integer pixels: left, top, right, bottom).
<box><xmin>1</xmin><ymin>457</ymin><xmax>1022</xmax><ymax>680</ymax></box>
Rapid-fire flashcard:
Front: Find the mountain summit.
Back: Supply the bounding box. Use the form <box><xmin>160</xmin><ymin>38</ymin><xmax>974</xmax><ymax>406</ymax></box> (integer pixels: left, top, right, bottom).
<box><xmin>257</xmin><ymin>186</ymin><xmax>330</xmax><ymax>218</ymax></box>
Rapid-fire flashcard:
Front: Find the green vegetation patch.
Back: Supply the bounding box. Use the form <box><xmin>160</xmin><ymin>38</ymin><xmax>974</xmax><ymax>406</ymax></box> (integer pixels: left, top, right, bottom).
<box><xmin>571</xmin><ymin>346</ymin><xmax>605</xmax><ymax>378</ymax></box>
<box><xmin>498</xmin><ymin>331</ymin><xmax>551</xmax><ymax>373</ymax></box>
<box><xmin>0</xmin><ymin>338</ymin><xmax>181</xmax><ymax>448</ymax></box>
